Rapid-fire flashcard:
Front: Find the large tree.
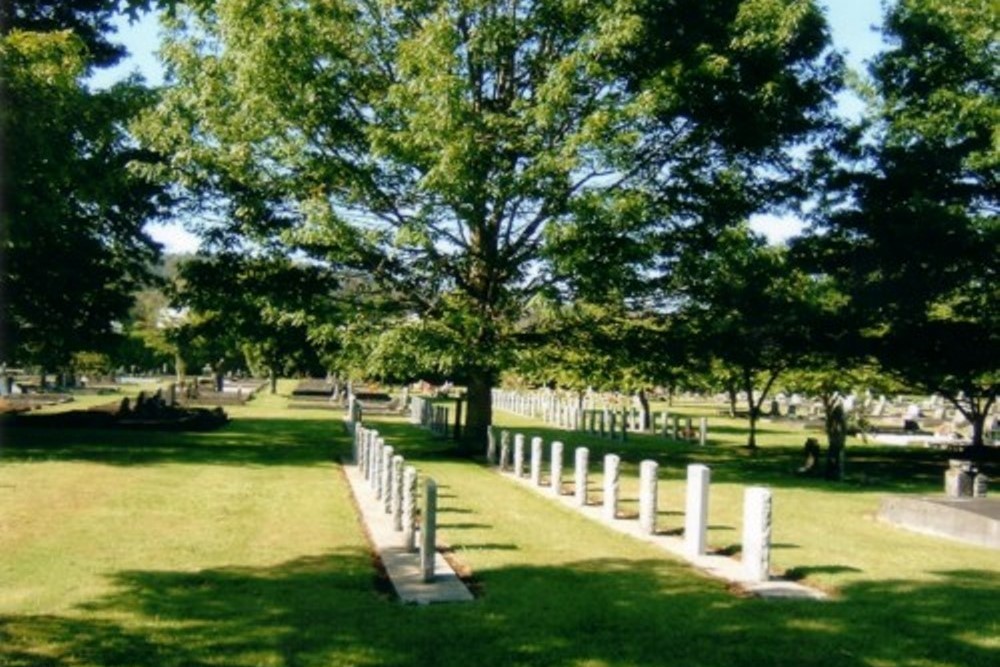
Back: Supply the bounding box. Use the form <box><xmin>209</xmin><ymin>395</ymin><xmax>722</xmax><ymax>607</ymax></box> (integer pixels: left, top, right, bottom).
<box><xmin>806</xmin><ymin>0</ymin><xmax>998</xmax><ymax>451</ymax></box>
<box><xmin>137</xmin><ymin>0</ymin><xmax>838</xmax><ymax>451</ymax></box>
<box><xmin>0</xmin><ymin>2</ymin><xmax>169</xmax><ymax>377</ymax></box>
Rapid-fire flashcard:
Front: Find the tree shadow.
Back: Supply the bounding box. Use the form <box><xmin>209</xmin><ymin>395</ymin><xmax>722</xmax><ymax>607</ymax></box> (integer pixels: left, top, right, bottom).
<box><xmin>0</xmin><ymin>417</ymin><xmax>346</xmax><ymax>468</ymax></box>
<box><xmin>2</xmin><ymin>554</ymin><xmax>996</xmax><ymax>667</ymax></box>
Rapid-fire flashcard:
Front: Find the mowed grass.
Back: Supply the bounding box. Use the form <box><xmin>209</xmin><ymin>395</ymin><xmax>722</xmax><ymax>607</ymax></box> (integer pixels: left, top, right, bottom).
<box><xmin>1</xmin><ymin>386</ymin><xmax>997</xmax><ymax>666</ymax></box>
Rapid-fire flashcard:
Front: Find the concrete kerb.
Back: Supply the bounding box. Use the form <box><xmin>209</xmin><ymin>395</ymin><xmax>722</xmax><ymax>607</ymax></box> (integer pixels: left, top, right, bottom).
<box><xmin>496</xmin><ymin>455</ymin><xmax>826</xmax><ymax>601</ymax></box>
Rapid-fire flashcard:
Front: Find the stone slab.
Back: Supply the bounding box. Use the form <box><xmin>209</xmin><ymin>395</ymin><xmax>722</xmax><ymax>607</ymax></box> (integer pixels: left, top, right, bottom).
<box><xmin>343</xmin><ymin>462</ymin><xmax>474</xmax><ymax>604</ymax></box>
<box><xmin>877</xmin><ymin>496</ymin><xmax>1000</xmax><ymax>550</ymax></box>
<box><xmin>501</xmin><ymin>468</ymin><xmax>826</xmax><ymax>600</ymax></box>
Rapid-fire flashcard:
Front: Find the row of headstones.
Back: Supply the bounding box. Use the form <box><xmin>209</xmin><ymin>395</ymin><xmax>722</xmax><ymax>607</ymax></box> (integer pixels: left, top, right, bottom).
<box><xmin>486</xmin><ymin>428</ymin><xmax>772</xmax><ymax>582</ymax></box>
<box><xmin>408</xmin><ymin>396</ymin><xmax>451</xmax><ymax>436</ymax></box>
<box><xmin>491</xmin><ymin>389</ymin><xmax>708</xmax><ymax>442</ymax></box>
<box><xmin>581</xmin><ymin>409</ymin><xmax>708</xmax><ymax>444</ymax></box>
<box><xmin>353</xmin><ymin>425</ymin><xmax>439</xmax><ymax>582</ymax></box>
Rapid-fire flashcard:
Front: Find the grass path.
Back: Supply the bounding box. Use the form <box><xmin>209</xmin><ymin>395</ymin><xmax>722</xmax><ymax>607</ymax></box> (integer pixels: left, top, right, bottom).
<box><xmin>1</xmin><ymin>386</ymin><xmax>997</xmax><ymax>666</ymax></box>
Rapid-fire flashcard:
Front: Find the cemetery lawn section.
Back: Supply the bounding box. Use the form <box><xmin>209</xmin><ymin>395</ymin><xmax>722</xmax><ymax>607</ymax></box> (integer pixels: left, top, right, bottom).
<box><xmin>2</xmin><ymin>387</ymin><xmax>998</xmax><ymax>667</ymax></box>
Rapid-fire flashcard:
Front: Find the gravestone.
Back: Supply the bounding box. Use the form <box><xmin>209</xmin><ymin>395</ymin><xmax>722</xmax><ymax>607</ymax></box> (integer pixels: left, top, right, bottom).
<box><xmin>639</xmin><ymin>460</ymin><xmax>659</xmax><ymax>534</ymax></box>
<box><xmin>530</xmin><ymin>436</ymin><xmax>543</xmax><ymax>486</ymax></box>
<box><xmin>945</xmin><ymin>460</ymin><xmax>973</xmax><ymax>498</ymax></box>
<box><xmin>499</xmin><ymin>430</ymin><xmax>511</xmax><ymax>471</ymax></box>
<box><xmin>574</xmin><ymin>447</ymin><xmax>589</xmax><ymax>506</ymax></box>
<box><xmin>380</xmin><ymin>445</ymin><xmax>394</xmax><ymax>506</ymax></box>
<box><xmin>603</xmin><ymin>454</ymin><xmax>620</xmax><ymax>520</ymax></box>
<box><xmin>742</xmin><ymin>487</ymin><xmax>772</xmax><ymax>583</ymax></box>
<box><xmin>486</xmin><ymin>426</ymin><xmax>497</xmax><ymax>464</ymax></box>
<box><xmin>550</xmin><ymin>440</ymin><xmax>564</xmax><ymax>495</ymax></box>
<box><xmin>391</xmin><ymin>455</ymin><xmax>404</xmax><ymax>529</ymax></box>
<box><xmin>403</xmin><ymin>466</ymin><xmax>418</xmax><ymax>551</ymax></box>
<box><xmin>514</xmin><ymin>434</ymin><xmax>526</xmax><ymax>478</ymax></box>
<box><xmin>421</xmin><ymin>478</ymin><xmax>438</xmax><ymax>583</ymax></box>
<box><xmin>974</xmin><ymin>473</ymin><xmax>988</xmax><ymax>498</ymax></box>
<box><xmin>685</xmin><ymin>464</ymin><xmax>711</xmax><ymax>557</ymax></box>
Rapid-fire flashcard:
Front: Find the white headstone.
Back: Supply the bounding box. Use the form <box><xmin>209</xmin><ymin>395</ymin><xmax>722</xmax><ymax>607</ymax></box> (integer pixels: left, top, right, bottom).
<box><xmin>531</xmin><ymin>436</ymin><xmax>543</xmax><ymax>486</ymax></box>
<box><xmin>639</xmin><ymin>460</ymin><xmax>659</xmax><ymax>535</ymax></box>
<box><xmin>403</xmin><ymin>466</ymin><xmax>418</xmax><ymax>551</ymax></box>
<box><xmin>420</xmin><ymin>478</ymin><xmax>438</xmax><ymax>582</ymax></box>
<box><xmin>550</xmin><ymin>440</ymin><xmax>564</xmax><ymax>495</ymax></box>
<box><xmin>684</xmin><ymin>464</ymin><xmax>711</xmax><ymax>557</ymax></box>
<box><xmin>603</xmin><ymin>454</ymin><xmax>620</xmax><ymax>520</ymax></box>
<box><xmin>391</xmin><ymin>455</ymin><xmax>404</xmax><ymax>529</ymax></box>
<box><xmin>574</xmin><ymin>447</ymin><xmax>589</xmax><ymax>506</ymax></box>
<box><xmin>742</xmin><ymin>487</ymin><xmax>772</xmax><ymax>582</ymax></box>
<box><xmin>514</xmin><ymin>434</ymin><xmax>525</xmax><ymax>478</ymax></box>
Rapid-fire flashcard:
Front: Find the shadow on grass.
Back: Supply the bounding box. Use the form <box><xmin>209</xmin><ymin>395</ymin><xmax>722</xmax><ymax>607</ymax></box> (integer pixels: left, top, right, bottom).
<box><xmin>2</xmin><ymin>553</ymin><xmax>997</xmax><ymax>667</ymax></box>
<box><xmin>435</xmin><ymin>418</ymin><xmax>981</xmax><ymax>496</ymax></box>
<box><xmin>0</xmin><ymin>417</ymin><xmax>348</xmax><ymax>468</ymax></box>
<box><xmin>2</xmin><ymin>412</ymin><xmax>989</xmax><ymax>497</ymax></box>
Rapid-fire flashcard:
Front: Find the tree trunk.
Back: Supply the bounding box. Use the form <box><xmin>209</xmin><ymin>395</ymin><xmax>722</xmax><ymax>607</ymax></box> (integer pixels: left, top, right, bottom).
<box><xmin>726</xmin><ymin>383</ymin><xmax>738</xmax><ymax>418</ymax></box>
<box><xmin>460</xmin><ymin>368</ymin><xmax>494</xmax><ymax>457</ymax></box>
<box><xmin>634</xmin><ymin>389</ymin><xmax>651</xmax><ymax>430</ymax></box>
<box><xmin>825</xmin><ymin>403</ymin><xmax>847</xmax><ymax>480</ymax></box>
<box><xmin>269</xmin><ymin>368</ymin><xmax>278</xmax><ymax>394</ymax></box>
<box><xmin>742</xmin><ymin>371</ymin><xmax>758</xmax><ymax>449</ymax></box>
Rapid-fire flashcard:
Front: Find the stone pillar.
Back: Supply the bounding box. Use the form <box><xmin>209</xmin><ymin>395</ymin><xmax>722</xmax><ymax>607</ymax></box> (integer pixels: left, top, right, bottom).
<box><xmin>550</xmin><ymin>440</ymin><xmax>564</xmax><ymax>495</ymax></box>
<box><xmin>356</xmin><ymin>427</ymin><xmax>367</xmax><ymax>475</ymax></box>
<box><xmin>421</xmin><ymin>478</ymin><xmax>438</xmax><ymax>583</ymax></box>
<box><xmin>370</xmin><ymin>439</ymin><xmax>383</xmax><ymax>493</ymax></box>
<box><xmin>486</xmin><ymin>426</ymin><xmax>497</xmax><ymax>464</ymax></box>
<box><xmin>574</xmin><ymin>447</ymin><xmax>589</xmax><ymax>506</ymax></box>
<box><xmin>352</xmin><ymin>425</ymin><xmax>363</xmax><ymax>465</ymax></box>
<box><xmin>699</xmin><ymin>417</ymin><xmax>708</xmax><ymax>447</ymax></box>
<box><xmin>514</xmin><ymin>434</ymin><xmax>526</xmax><ymax>478</ymax></box>
<box><xmin>531</xmin><ymin>436</ymin><xmax>543</xmax><ymax>486</ymax></box>
<box><xmin>499</xmin><ymin>430</ymin><xmax>511</xmax><ymax>471</ymax></box>
<box><xmin>391</xmin><ymin>455</ymin><xmax>404</xmax><ymax>529</ymax></box>
<box><xmin>603</xmin><ymin>454</ymin><xmax>620</xmax><ymax>520</ymax></box>
<box><xmin>380</xmin><ymin>445</ymin><xmax>394</xmax><ymax>504</ymax></box>
<box><xmin>403</xmin><ymin>466</ymin><xmax>418</xmax><ymax>551</ymax></box>
<box><xmin>945</xmin><ymin>460</ymin><xmax>974</xmax><ymax>498</ymax></box>
<box><xmin>974</xmin><ymin>473</ymin><xmax>989</xmax><ymax>498</ymax></box>
<box><xmin>639</xmin><ymin>460</ymin><xmax>659</xmax><ymax>535</ymax></box>
<box><xmin>742</xmin><ymin>487</ymin><xmax>772</xmax><ymax>583</ymax></box>
<box><xmin>685</xmin><ymin>464</ymin><xmax>711</xmax><ymax>557</ymax></box>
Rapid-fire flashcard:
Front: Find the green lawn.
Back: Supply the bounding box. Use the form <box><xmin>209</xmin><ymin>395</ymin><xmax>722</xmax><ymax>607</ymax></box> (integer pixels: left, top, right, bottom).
<box><xmin>1</xmin><ymin>385</ymin><xmax>997</xmax><ymax>666</ymax></box>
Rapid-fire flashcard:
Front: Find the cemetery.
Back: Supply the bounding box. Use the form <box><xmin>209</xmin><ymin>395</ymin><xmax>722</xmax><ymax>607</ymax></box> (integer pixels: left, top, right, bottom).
<box><xmin>3</xmin><ymin>1</ymin><xmax>997</xmax><ymax>665</ymax></box>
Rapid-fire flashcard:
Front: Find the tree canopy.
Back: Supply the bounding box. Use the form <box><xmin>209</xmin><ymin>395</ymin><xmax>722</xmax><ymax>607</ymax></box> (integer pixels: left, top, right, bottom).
<box><xmin>136</xmin><ymin>0</ymin><xmax>838</xmax><ymax>448</ymax></box>
<box><xmin>0</xmin><ymin>21</ymin><xmax>167</xmax><ymax>373</ymax></box>
<box><xmin>803</xmin><ymin>0</ymin><xmax>998</xmax><ymax>448</ymax></box>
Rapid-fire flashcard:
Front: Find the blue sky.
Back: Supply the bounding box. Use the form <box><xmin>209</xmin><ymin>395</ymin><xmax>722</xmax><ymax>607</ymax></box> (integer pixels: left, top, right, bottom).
<box><xmin>95</xmin><ymin>2</ymin><xmax>889</xmax><ymax>252</ymax></box>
